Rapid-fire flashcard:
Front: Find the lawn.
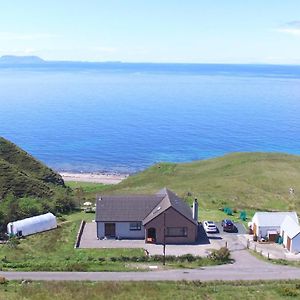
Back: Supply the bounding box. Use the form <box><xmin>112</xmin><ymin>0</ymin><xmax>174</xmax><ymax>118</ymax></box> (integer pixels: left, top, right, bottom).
<box><xmin>0</xmin><ymin>212</ymin><xmax>144</xmax><ymax>272</ymax></box>
<box><xmin>1</xmin><ymin>280</ymin><xmax>300</xmax><ymax>300</ymax></box>
<box><xmin>0</xmin><ymin>211</ymin><xmax>229</xmax><ymax>272</ymax></box>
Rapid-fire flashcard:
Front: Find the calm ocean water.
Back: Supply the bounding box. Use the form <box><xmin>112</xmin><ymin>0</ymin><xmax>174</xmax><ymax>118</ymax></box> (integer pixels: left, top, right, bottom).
<box><xmin>1</xmin><ymin>63</ymin><xmax>300</xmax><ymax>173</ymax></box>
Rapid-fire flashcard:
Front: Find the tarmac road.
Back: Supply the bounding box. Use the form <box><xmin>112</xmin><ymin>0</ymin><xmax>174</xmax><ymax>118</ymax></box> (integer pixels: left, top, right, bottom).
<box><xmin>1</xmin><ymin>250</ymin><xmax>300</xmax><ymax>282</ymax></box>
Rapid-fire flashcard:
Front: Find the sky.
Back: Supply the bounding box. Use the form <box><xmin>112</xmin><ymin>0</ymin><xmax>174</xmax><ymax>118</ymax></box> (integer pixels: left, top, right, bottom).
<box><xmin>0</xmin><ymin>1</ymin><xmax>300</xmax><ymax>64</ymax></box>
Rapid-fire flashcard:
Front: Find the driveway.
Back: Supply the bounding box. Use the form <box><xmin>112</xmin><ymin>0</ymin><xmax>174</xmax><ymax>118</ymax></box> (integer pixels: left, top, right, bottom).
<box><xmin>80</xmin><ymin>222</ymin><xmax>246</xmax><ymax>256</ymax></box>
<box><xmin>2</xmin><ymin>250</ymin><xmax>300</xmax><ymax>282</ymax></box>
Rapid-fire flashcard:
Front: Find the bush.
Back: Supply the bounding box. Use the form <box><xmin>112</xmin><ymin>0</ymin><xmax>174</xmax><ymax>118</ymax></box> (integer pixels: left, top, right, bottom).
<box><xmin>178</xmin><ymin>254</ymin><xmax>196</xmax><ymax>262</ymax></box>
<box><xmin>208</xmin><ymin>247</ymin><xmax>230</xmax><ymax>262</ymax></box>
<box><xmin>109</xmin><ymin>257</ymin><xmax>117</xmax><ymax>262</ymax></box>
<box><xmin>0</xmin><ymin>276</ymin><xmax>7</xmax><ymax>284</ymax></box>
<box><xmin>6</xmin><ymin>236</ymin><xmax>20</xmax><ymax>249</ymax></box>
<box><xmin>280</xmin><ymin>287</ymin><xmax>300</xmax><ymax>297</ymax></box>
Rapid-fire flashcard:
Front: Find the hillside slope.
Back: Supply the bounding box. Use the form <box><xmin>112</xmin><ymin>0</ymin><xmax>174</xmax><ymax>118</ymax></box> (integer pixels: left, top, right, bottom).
<box><xmin>0</xmin><ymin>137</ymin><xmax>65</xmax><ymax>199</ymax></box>
<box><xmin>106</xmin><ymin>152</ymin><xmax>300</xmax><ymax>211</ymax></box>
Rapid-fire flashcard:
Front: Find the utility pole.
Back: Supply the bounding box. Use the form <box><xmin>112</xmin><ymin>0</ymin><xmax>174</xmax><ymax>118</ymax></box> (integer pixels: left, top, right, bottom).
<box><xmin>163</xmin><ymin>212</ymin><xmax>166</xmax><ymax>266</ymax></box>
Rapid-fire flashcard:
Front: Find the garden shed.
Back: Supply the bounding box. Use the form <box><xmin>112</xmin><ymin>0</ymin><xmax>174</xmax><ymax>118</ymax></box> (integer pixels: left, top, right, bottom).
<box><xmin>280</xmin><ymin>216</ymin><xmax>300</xmax><ymax>253</ymax></box>
<box><xmin>7</xmin><ymin>212</ymin><xmax>57</xmax><ymax>237</ymax></box>
<box><xmin>251</xmin><ymin>211</ymin><xmax>298</xmax><ymax>239</ymax></box>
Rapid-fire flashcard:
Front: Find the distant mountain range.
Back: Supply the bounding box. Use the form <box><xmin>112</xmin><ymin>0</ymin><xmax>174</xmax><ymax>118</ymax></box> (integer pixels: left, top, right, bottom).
<box><xmin>0</xmin><ymin>55</ymin><xmax>45</xmax><ymax>64</ymax></box>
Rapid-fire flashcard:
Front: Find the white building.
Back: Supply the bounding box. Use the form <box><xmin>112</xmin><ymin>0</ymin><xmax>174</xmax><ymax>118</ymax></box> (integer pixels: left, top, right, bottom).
<box><xmin>251</xmin><ymin>211</ymin><xmax>298</xmax><ymax>241</ymax></box>
<box><xmin>280</xmin><ymin>216</ymin><xmax>300</xmax><ymax>253</ymax></box>
<box><xmin>7</xmin><ymin>212</ymin><xmax>57</xmax><ymax>237</ymax></box>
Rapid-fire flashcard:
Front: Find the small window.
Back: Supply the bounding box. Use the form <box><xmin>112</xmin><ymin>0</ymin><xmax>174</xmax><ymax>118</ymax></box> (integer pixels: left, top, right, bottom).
<box><xmin>130</xmin><ymin>222</ymin><xmax>142</xmax><ymax>231</ymax></box>
<box><xmin>166</xmin><ymin>227</ymin><xmax>188</xmax><ymax>237</ymax></box>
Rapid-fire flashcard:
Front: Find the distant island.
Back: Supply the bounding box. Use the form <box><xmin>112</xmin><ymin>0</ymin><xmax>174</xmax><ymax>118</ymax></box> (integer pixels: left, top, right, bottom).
<box><xmin>0</xmin><ymin>55</ymin><xmax>45</xmax><ymax>64</ymax></box>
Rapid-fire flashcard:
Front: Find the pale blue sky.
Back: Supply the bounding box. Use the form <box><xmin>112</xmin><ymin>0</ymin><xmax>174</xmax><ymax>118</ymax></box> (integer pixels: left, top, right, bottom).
<box><xmin>1</xmin><ymin>1</ymin><xmax>300</xmax><ymax>64</ymax></box>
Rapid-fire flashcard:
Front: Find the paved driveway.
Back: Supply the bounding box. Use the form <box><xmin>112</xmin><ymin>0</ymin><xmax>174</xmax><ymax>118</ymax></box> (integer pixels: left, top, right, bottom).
<box><xmin>80</xmin><ymin>222</ymin><xmax>246</xmax><ymax>256</ymax></box>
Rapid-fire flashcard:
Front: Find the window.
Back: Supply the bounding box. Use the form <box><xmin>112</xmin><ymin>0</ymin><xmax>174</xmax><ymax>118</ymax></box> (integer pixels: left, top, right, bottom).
<box><xmin>166</xmin><ymin>227</ymin><xmax>188</xmax><ymax>237</ymax></box>
<box><xmin>130</xmin><ymin>222</ymin><xmax>142</xmax><ymax>231</ymax></box>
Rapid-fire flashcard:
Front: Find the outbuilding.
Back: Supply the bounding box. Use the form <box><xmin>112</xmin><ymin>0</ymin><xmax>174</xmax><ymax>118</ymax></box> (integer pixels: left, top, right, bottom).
<box><xmin>280</xmin><ymin>216</ymin><xmax>300</xmax><ymax>253</ymax></box>
<box><xmin>7</xmin><ymin>212</ymin><xmax>57</xmax><ymax>237</ymax></box>
<box><xmin>251</xmin><ymin>211</ymin><xmax>298</xmax><ymax>240</ymax></box>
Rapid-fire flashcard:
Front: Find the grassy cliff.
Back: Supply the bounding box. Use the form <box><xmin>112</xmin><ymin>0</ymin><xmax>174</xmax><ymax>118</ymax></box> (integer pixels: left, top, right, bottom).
<box><xmin>0</xmin><ymin>137</ymin><xmax>65</xmax><ymax>199</ymax></box>
<box><xmin>101</xmin><ymin>152</ymin><xmax>300</xmax><ymax>211</ymax></box>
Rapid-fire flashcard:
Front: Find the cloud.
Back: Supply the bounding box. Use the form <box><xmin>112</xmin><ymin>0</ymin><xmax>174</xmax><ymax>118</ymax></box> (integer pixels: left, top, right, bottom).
<box><xmin>277</xmin><ymin>28</ymin><xmax>300</xmax><ymax>36</ymax></box>
<box><xmin>276</xmin><ymin>20</ymin><xmax>300</xmax><ymax>36</ymax></box>
<box><xmin>285</xmin><ymin>20</ymin><xmax>300</xmax><ymax>27</ymax></box>
<box><xmin>0</xmin><ymin>32</ymin><xmax>60</xmax><ymax>41</ymax></box>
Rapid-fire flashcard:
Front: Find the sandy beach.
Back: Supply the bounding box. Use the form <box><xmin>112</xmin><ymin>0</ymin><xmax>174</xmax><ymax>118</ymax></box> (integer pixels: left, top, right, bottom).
<box><xmin>60</xmin><ymin>172</ymin><xmax>129</xmax><ymax>185</ymax></box>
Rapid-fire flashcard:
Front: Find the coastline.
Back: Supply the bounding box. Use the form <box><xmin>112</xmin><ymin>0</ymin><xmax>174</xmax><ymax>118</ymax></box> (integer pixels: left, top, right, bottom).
<box><xmin>59</xmin><ymin>172</ymin><xmax>129</xmax><ymax>185</ymax></box>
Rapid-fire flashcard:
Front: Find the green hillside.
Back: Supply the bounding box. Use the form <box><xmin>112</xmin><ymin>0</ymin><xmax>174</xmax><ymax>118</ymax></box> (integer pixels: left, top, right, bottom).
<box><xmin>103</xmin><ymin>152</ymin><xmax>300</xmax><ymax>211</ymax></box>
<box><xmin>0</xmin><ymin>137</ymin><xmax>65</xmax><ymax>199</ymax></box>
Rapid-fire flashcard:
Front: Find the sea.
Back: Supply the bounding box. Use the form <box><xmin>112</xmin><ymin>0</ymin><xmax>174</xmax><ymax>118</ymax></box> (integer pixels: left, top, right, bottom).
<box><xmin>1</xmin><ymin>62</ymin><xmax>300</xmax><ymax>174</ymax></box>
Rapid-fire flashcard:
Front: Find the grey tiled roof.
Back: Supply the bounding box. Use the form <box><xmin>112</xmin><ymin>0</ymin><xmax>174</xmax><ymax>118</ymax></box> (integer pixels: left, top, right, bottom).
<box><xmin>96</xmin><ymin>188</ymin><xmax>197</xmax><ymax>225</ymax></box>
<box><xmin>95</xmin><ymin>195</ymin><xmax>163</xmax><ymax>222</ymax></box>
<box><xmin>142</xmin><ymin>188</ymin><xmax>197</xmax><ymax>225</ymax></box>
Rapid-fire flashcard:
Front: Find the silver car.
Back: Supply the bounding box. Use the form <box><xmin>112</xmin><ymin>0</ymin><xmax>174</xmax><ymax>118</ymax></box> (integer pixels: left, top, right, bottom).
<box><xmin>203</xmin><ymin>220</ymin><xmax>218</xmax><ymax>233</ymax></box>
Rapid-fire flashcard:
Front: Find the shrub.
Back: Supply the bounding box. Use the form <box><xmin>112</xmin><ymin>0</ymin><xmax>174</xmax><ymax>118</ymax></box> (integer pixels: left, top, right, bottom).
<box><xmin>151</xmin><ymin>255</ymin><xmax>164</xmax><ymax>262</ymax></box>
<box><xmin>109</xmin><ymin>257</ymin><xmax>117</xmax><ymax>262</ymax></box>
<box><xmin>280</xmin><ymin>287</ymin><xmax>299</xmax><ymax>297</ymax></box>
<box><xmin>0</xmin><ymin>276</ymin><xmax>7</xmax><ymax>284</ymax></box>
<box><xmin>165</xmin><ymin>255</ymin><xmax>176</xmax><ymax>262</ymax></box>
<box><xmin>208</xmin><ymin>247</ymin><xmax>230</xmax><ymax>262</ymax></box>
<box><xmin>6</xmin><ymin>236</ymin><xmax>20</xmax><ymax>249</ymax></box>
<box><xmin>178</xmin><ymin>254</ymin><xmax>196</xmax><ymax>262</ymax></box>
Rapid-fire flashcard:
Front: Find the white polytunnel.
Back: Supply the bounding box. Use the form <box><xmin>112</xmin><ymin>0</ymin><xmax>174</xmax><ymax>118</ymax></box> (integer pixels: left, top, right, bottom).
<box><xmin>7</xmin><ymin>212</ymin><xmax>57</xmax><ymax>237</ymax></box>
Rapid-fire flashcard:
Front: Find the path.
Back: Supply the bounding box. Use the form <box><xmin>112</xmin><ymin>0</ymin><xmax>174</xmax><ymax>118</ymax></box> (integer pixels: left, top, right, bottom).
<box><xmin>1</xmin><ymin>250</ymin><xmax>300</xmax><ymax>281</ymax></box>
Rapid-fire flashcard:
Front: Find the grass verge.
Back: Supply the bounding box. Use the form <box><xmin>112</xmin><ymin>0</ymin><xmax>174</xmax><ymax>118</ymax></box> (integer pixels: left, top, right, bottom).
<box><xmin>1</xmin><ymin>280</ymin><xmax>300</xmax><ymax>299</ymax></box>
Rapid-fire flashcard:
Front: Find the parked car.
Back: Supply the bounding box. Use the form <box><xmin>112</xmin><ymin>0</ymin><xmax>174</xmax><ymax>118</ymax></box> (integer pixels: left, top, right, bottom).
<box><xmin>221</xmin><ymin>219</ymin><xmax>235</xmax><ymax>232</ymax></box>
<box><xmin>203</xmin><ymin>221</ymin><xmax>218</xmax><ymax>233</ymax></box>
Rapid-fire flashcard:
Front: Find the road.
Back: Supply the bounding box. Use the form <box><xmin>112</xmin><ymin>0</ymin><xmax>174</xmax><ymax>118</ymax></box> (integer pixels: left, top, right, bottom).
<box><xmin>1</xmin><ymin>250</ymin><xmax>300</xmax><ymax>281</ymax></box>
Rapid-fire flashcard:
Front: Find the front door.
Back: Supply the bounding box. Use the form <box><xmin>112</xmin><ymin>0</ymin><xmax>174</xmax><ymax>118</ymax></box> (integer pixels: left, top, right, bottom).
<box><xmin>287</xmin><ymin>236</ymin><xmax>291</xmax><ymax>251</ymax></box>
<box><xmin>105</xmin><ymin>223</ymin><xmax>116</xmax><ymax>237</ymax></box>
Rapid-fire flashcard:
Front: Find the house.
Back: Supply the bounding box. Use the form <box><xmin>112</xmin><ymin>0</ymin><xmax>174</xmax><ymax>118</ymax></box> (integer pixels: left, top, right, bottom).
<box><xmin>251</xmin><ymin>211</ymin><xmax>298</xmax><ymax>241</ymax></box>
<box><xmin>7</xmin><ymin>212</ymin><xmax>57</xmax><ymax>237</ymax></box>
<box><xmin>280</xmin><ymin>216</ymin><xmax>300</xmax><ymax>253</ymax></box>
<box><xmin>95</xmin><ymin>188</ymin><xmax>199</xmax><ymax>244</ymax></box>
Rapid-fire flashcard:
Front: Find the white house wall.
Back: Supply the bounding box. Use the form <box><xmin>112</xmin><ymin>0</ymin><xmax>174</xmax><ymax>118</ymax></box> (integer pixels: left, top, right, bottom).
<box><xmin>97</xmin><ymin>222</ymin><xmax>145</xmax><ymax>239</ymax></box>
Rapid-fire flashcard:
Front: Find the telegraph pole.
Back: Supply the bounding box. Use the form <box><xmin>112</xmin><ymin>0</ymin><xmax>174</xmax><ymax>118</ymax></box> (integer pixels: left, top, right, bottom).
<box><xmin>163</xmin><ymin>212</ymin><xmax>166</xmax><ymax>265</ymax></box>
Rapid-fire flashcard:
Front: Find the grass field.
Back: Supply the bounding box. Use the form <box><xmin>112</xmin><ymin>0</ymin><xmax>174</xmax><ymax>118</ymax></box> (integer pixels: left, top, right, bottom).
<box><xmin>1</xmin><ymin>280</ymin><xmax>300</xmax><ymax>299</ymax></box>
<box><xmin>93</xmin><ymin>152</ymin><xmax>300</xmax><ymax>212</ymax></box>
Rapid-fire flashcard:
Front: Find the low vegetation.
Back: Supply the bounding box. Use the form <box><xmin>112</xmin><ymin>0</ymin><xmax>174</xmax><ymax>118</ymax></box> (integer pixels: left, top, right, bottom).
<box><xmin>0</xmin><ymin>212</ymin><xmax>230</xmax><ymax>272</ymax></box>
<box><xmin>1</xmin><ymin>280</ymin><xmax>300</xmax><ymax>299</ymax></box>
<box><xmin>0</xmin><ymin>137</ymin><xmax>76</xmax><ymax>234</ymax></box>
<box><xmin>79</xmin><ymin>152</ymin><xmax>300</xmax><ymax>213</ymax></box>
<box><xmin>0</xmin><ymin>212</ymin><xmax>144</xmax><ymax>272</ymax></box>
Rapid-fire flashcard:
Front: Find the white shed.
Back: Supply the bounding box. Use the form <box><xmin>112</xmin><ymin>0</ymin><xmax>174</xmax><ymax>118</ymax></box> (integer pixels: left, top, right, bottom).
<box><xmin>252</xmin><ymin>212</ymin><xmax>298</xmax><ymax>239</ymax></box>
<box><xmin>280</xmin><ymin>216</ymin><xmax>300</xmax><ymax>253</ymax></box>
<box><xmin>7</xmin><ymin>212</ymin><xmax>57</xmax><ymax>237</ymax></box>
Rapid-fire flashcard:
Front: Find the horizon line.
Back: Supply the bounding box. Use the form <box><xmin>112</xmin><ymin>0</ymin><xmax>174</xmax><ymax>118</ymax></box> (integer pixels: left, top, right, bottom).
<box><xmin>1</xmin><ymin>55</ymin><xmax>300</xmax><ymax>67</ymax></box>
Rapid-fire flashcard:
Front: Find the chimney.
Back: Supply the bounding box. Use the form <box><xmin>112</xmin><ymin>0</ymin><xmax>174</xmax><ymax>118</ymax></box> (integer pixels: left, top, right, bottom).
<box><xmin>192</xmin><ymin>198</ymin><xmax>198</xmax><ymax>222</ymax></box>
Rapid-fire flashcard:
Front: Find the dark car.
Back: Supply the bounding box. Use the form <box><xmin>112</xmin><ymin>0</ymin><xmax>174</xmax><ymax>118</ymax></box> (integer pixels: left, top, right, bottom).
<box><xmin>221</xmin><ymin>219</ymin><xmax>235</xmax><ymax>232</ymax></box>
